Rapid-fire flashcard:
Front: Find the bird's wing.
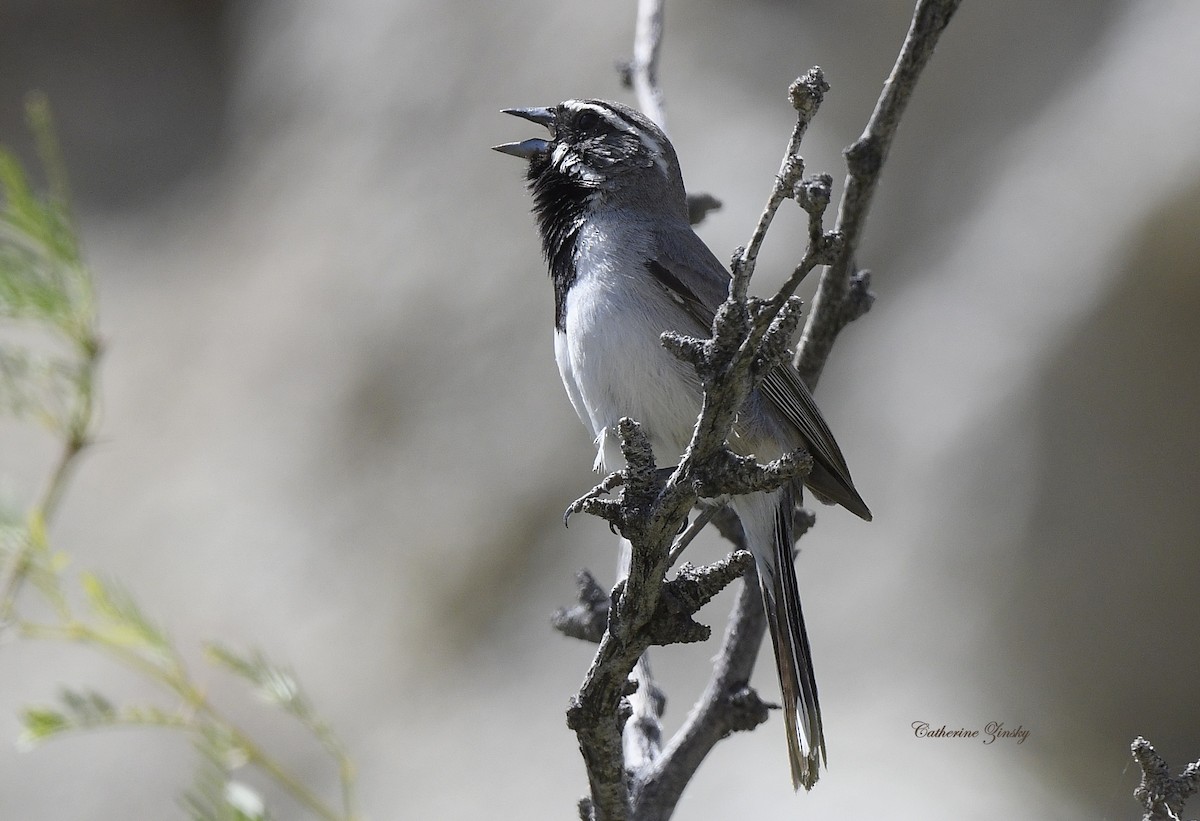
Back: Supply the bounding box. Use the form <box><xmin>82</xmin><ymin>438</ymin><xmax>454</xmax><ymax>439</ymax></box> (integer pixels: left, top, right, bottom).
<box><xmin>650</xmin><ymin>222</ymin><xmax>730</xmax><ymax>322</ymax></box>
<box><xmin>650</xmin><ymin>223</ymin><xmax>871</xmax><ymax>520</ymax></box>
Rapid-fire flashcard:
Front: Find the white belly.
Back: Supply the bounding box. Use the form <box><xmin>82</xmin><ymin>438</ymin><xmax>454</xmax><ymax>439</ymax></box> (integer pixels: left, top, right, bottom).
<box><xmin>555</xmin><ymin>271</ymin><xmax>702</xmax><ymax>473</ymax></box>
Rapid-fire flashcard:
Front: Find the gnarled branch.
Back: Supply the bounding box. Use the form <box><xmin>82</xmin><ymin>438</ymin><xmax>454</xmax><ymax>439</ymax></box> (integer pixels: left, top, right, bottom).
<box><xmin>1132</xmin><ymin>737</ymin><xmax>1200</xmax><ymax>821</ymax></box>
<box><xmin>559</xmin><ymin>2</ymin><xmax>962</xmax><ymax>818</ymax></box>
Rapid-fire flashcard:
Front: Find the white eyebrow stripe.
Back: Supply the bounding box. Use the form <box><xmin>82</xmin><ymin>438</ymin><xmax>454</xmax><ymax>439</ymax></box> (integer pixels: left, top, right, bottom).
<box><xmin>562</xmin><ymin>100</ymin><xmax>669</xmax><ymax>177</ymax></box>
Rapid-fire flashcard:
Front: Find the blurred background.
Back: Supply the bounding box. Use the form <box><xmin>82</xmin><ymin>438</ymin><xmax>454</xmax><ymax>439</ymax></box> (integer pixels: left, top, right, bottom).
<box><xmin>2</xmin><ymin>0</ymin><xmax>1198</xmax><ymax>818</ymax></box>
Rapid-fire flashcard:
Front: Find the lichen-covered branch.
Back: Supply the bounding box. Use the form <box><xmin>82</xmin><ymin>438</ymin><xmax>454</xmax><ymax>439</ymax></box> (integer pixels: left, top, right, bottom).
<box><xmin>731</xmin><ymin>67</ymin><xmax>831</xmax><ymax>304</ymax></box>
<box><xmin>1132</xmin><ymin>737</ymin><xmax>1200</xmax><ymax>821</ymax></box>
<box><xmin>563</xmin><ymin>118</ymin><xmax>832</xmax><ymax>819</ymax></box>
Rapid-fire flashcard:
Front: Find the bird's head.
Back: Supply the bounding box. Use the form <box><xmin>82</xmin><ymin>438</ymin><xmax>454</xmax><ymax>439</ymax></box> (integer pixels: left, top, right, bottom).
<box><xmin>494</xmin><ymin>99</ymin><xmax>687</xmax><ymax>217</ymax></box>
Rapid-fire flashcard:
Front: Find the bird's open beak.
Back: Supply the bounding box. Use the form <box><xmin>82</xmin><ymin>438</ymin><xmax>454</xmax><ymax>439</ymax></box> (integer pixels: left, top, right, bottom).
<box><xmin>492</xmin><ymin>107</ymin><xmax>556</xmax><ymax>159</ymax></box>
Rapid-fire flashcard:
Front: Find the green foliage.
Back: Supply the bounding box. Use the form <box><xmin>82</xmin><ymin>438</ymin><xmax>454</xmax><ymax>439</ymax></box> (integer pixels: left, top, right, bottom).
<box><xmin>0</xmin><ymin>347</ymin><xmax>78</xmax><ymax>427</ymax></box>
<box><xmin>19</xmin><ymin>704</ymin><xmax>71</xmax><ymax>741</ymax></box>
<box><xmin>206</xmin><ymin>643</ymin><xmax>353</xmax><ymax>783</ymax></box>
<box><xmin>19</xmin><ymin>689</ymin><xmax>120</xmax><ymax>746</ymax></box>
<box><xmin>208</xmin><ymin>644</ymin><xmax>308</xmax><ymax>715</ymax></box>
<box><xmin>0</xmin><ymin>95</ymin><xmax>358</xmax><ymax>821</ymax></box>
<box><xmin>80</xmin><ymin>572</ymin><xmax>176</xmax><ymax>666</ymax></box>
<box><xmin>0</xmin><ymin>94</ymin><xmax>84</xmax><ymax>332</ymax></box>
<box><xmin>0</xmin><ymin>149</ymin><xmax>79</xmax><ymax>323</ymax></box>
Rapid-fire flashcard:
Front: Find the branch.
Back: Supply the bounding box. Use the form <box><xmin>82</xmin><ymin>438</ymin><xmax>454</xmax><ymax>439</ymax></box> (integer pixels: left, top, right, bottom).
<box><xmin>553</xmin><ymin>570</ymin><xmax>611</xmax><ymax>644</ymax></box>
<box><xmin>1132</xmin><ymin>737</ymin><xmax>1200</xmax><ymax>821</ymax></box>
<box><xmin>0</xmin><ymin>95</ymin><xmax>101</xmax><ymax>626</ymax></box>
<box><xmin>634</xmin><ymin>573</ymin><xmax>770</xmax><ymax>816</ymax></box>
<box><xmin>613</xmin><ymin>5</ymin><xmax>695</xmax><ymax>793</ymax></box>
<box><xmin>731</xmin><ymin>67</ymin><xmax>830</xmax><ymax>303</ymax></box>
<box><xmin>629</xmin><ymin>0</ymin><xmax>668</xmax><ymax>131</ymax></box>
<box><xmin>631</xmin><ymin>506</ymin><xmax>761</xmax><ymax>817</ymax></box>
<box><xmin>563</xmin><ymin>2</ymin><xmax>962</xmax><ymax>817</ymax></box>
<box><xmin>798</xmin><ymin>0</ymin><xmax>963</xmax><ymax>389</ymax></box>
<box><xmin>564</xmin><ymin>115</ymin><xmax>831</xmax><ymax>817</ymax></box>
<box><xmin>633</xmin><ymin>506</ymin><xmax>814</xmax><ymax>818</ymax></box>
<box><xmin>623</xmin><ymin>0</ymin><xmax>721</xmax><ymax>228</ymax></box>
<box><xmin>667</xmin><ymin>502</ymin><xmax>721</xmax><ymax>566</ymax></box>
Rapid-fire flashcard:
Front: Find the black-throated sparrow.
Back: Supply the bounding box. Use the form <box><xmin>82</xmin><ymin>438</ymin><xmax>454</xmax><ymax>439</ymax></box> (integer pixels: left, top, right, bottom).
<box><xmin>495</xmin><ymin>99</ymin><xmax>870</xmax><ymax>791</ymax></box>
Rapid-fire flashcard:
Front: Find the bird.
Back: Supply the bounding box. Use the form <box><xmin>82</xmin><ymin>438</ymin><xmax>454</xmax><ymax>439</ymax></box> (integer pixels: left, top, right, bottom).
<box><xmin>494</xmin><ymin>98</ymin><xmax>870</xmax><ymax>791</ymax></box>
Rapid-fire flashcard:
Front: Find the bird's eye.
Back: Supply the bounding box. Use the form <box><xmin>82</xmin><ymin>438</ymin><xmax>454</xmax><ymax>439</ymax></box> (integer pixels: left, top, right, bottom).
<box><xmin>575</xmin><ymin>110</ymin><xmax>602</xmax><ymax>133</ymax></box>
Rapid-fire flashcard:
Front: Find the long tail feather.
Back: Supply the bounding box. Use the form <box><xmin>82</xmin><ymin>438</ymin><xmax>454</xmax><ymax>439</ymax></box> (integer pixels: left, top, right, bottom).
<box><xmin>738</xmin><ymin>487</ymin><xmax>826</xmax><ymax>790</ymax></box>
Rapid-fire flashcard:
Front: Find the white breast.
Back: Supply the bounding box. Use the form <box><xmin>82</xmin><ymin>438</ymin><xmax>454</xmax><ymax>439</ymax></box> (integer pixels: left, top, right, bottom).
<box><xmin>554</xmin><ymin>215</ymin><xmax>702</xmax><ymax>473</ymax></box>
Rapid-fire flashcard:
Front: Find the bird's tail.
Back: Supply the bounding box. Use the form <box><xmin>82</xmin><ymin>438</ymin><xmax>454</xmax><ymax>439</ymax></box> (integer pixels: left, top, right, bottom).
<box><xmin>735</xmin><ymin>487</ymin><xmax>825</xmax><ymax>791</ymax></box>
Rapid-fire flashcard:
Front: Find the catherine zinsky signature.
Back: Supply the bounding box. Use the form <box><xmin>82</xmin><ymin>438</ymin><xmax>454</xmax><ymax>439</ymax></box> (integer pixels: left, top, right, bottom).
<box><xmin>911</xmin><ymin>721</ymin><xmax>1030</xmax><ymax>744</ymax></box>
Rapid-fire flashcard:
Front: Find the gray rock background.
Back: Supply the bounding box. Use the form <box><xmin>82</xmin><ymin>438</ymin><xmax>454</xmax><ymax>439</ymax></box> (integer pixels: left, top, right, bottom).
<box><xmin>1</xmin><ymin>1</ymin><xmax>1198</xmax><ymax>818</ymax></box>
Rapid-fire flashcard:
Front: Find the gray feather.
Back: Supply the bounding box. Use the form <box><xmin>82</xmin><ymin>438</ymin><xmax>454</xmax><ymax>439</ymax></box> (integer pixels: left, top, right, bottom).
<box><xmin>649</xmin><ymin>222</ymin><xmax>871</xmax><ymax>520</ymax></box>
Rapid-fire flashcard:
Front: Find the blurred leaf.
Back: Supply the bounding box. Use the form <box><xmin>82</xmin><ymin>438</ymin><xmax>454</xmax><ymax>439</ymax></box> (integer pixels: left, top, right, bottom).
<box><xmin>206</xmin><ymin>643</ymin><xmax>312</xmax><ymax>721</ymax></box>
<box><xmin>18</xmin><ymin>707</ymin><xmax>69</xmax><ymax>745</ymax></box>
<box><xmin>80</xmin><ymin>573</ymin><xmax>174</xmax><ymax>663</ymax></box>
<box><xmin>0</xmin><ymin>98</ymin><xmax>91</xmax><ymax>342</ymax></box>
<box><xmin>18</xmin><ymin>688</ymin><xmax>116</xmax><ymax>748</ymax></box>
<box><xmin>26</xmin><ymin>92</ymin><xmax>76</xmax><ymax>242</ymax></box>
<box><xmin>0</xmin><ymin>150</ymin><xmax>42</xmax><ymax>239</ymax></box>
<box><xmin>0</xmin><ymin>346</ymin><xmax>80</xmax><ymax>428</ymax></box>
<box><xmin>58</xmin><ymin>687</ymin><xmax>117</xmax><ymax>723</ymax></box>
<box><xmin>0</xmin><ymin>249</ymin><xmax>69</xmax><ymax>325</ymax></box>
<box><xmin>0</xmin><ymin>153</ymin><xmax>76</xmax><ymax>326</ymax></box>
<box><xmin>0</xmin><ymin>104</ymin><xmax>95</xmax><ymax>533</ymax></box>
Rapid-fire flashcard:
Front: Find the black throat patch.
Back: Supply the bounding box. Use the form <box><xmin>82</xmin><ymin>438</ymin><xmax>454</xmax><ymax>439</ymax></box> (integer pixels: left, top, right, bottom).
<box><xmin>527</xmin><ymin>155</ymin><xmax>595</xmax><ymax>331</ymax></box>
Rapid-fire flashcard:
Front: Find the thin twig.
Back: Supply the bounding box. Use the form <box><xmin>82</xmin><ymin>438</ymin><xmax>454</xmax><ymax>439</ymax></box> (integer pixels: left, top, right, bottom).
<box><xmin>666</xmin><ymin>503</ymin><xmax>721</xmax><ymax>567</ymax></box>
<box><xmin>630</xmin><ymin>0</ymin><xmax>668</xmax><ymax>132</ymax></box>
<box><xmin>628</xmin><ymin>0</ymin><xmax>721</xmax><ymax>229</ymax></box>
<box><xmin>732</xmin><ymin>67</ymin><xmax>830</xmax><ymax>302</ymax></box>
